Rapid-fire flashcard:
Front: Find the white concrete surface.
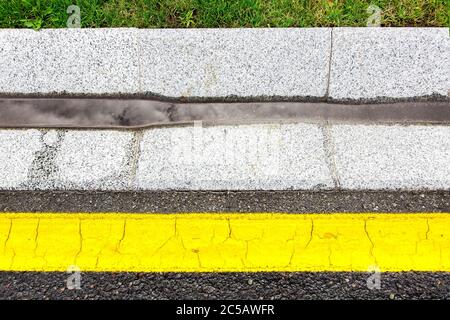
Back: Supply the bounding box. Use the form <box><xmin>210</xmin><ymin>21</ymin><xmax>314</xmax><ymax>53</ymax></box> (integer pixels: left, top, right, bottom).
<box><xmin>138</xmin><ymin>28</ymin><xmax>331</xmax><ymax>99</ymax></box>
<box><xmin>0</xmin><ymin>124</ymin><xmax>449</xmax><ymax>191</ymax></box>
<box><xmin>54</xmin><ymin>130</ymin><xmax>134</xmax><ymax>190</ymax></box>
<box><xmin>329</xmin><ymin>28</ymin><xmax>450</xmax><ymax>101</ymax></box>
<box><xmin>0</xmin><ymin>29</ymin><xmax>140</xmax><ymax>95</ymax></box>
<box><xmin>331</xmin><ymin>125</ymin><xmax>450</xmax><ymax>190</ymax></box>
<box><xmin>135</xmin><ymin>123</ymin><xmax>333</xmax><ymax>190</ymax></box>
<box><xmin>0</xmin><ymin>129</ymin><xmax>134</xmax><ymax>190</ymax></box>
<box><xmin>0</xmin><ymin>130</ymin><xmax>41</xmax><ymax>189</ymax></box>
<box><xmin>0</xmin><ymin>28</ymin><xmax>447</xmax><ymax>101</ymax></box>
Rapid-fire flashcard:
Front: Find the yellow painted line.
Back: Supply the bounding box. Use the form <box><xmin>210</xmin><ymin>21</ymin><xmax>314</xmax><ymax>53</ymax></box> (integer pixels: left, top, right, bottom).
<box><xmin>0</xmin><ymin>213</ymin><xmax>449</xmax><ymax>272</ymax></box>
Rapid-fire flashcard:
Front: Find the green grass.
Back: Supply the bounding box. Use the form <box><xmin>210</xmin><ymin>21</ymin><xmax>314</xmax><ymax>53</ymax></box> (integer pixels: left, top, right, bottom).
<box><xmin>0</xmin><ymin>0</ymin><xmax>448</xmax><ymax>29</ymax></box>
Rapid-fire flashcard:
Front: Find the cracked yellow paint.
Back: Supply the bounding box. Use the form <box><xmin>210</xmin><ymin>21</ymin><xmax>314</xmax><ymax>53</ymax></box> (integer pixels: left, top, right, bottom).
<box><xmin>0</xmin><ymin>213</ymin><xmax>449</xmax><ymax>272</ymax></box>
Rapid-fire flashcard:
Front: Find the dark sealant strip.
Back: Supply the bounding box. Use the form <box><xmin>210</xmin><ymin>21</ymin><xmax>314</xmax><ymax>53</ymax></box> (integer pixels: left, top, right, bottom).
<box><xmin>0</xmin><ymin>99</ymin><xmax>448</xmax><ymax>129</ymax></box>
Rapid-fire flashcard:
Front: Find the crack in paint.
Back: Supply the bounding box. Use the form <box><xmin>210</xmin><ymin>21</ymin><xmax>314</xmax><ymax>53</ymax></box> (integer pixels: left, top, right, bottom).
<box><xmin>174</xmin><ymin>217</ymin><xmax>178</xmax><ymax>236</ymax></box>
<box><xmin>3</xmin><ymin>219</ymin><xmax>12</xmax><ymax>252</ymax></box>
<box><xmin>222</xmin><ymin>218</ymin><xmax>233</xmax><ymax>244</ymax></box>
<box><xmin>425</xmin><ymin>219</ymin><xmax>430</xmax><ymax>240</ymax></box>
<box><xmin>152</xmin><ymin>218</ymin><xmax>177</xmax><ymax>257</ymax></box>
<box><xmin>116</xmin><ymin>219</ymin><xmax>127</xmax><ymax>253</ymax></box>
<box><xmin>285</xmin><ymin>229</ymin><xmax>299</xmax><ymax>267</ymax></box>
<box><xmin>95</xmin><ymin>256</ymin><xmax>100</xmax><ymax>269</ymax></box>
<box><xmin>74</xmin><ymin>220</ymin><xmax>83</xmax><ymax>265</ymax></box>
<box><xmin>196</xmin><ymin>251</ymin><xmax>202</xmax><ymax>268</ymax></box>
<box><xmin>328</xmin><ymin>246</ymin><xmax>333</xmax><ymax>267</ymax></box>
<box><xmin>34</xmin><ymin>218</ymin><xmax>40</xmax><ymax>252</ymax></box>
<box><xmin>364</xmin><ymin>219</ymin><xmax>377</xmax><ymax>265</ymax></box>
<box><xmin>305</xmin><ymin>218</ymin><xmax>314</xmax><ymax>249</ymax></box>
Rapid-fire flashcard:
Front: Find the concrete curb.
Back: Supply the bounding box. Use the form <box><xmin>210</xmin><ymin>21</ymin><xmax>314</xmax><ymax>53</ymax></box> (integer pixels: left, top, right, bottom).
<box><xmin>0</xmin><ymin>28</ymin><xmax>448</xmax><ymax>102</ymax></box>
<box><xmin>1</xmin><ymin>28</ymin><xmax>448</xmax><ymax>192</ymax></box>
<box><xmin>1</xmin><ymin>123</ymin><xmax>449</xmax><ymax>191</ymax></box>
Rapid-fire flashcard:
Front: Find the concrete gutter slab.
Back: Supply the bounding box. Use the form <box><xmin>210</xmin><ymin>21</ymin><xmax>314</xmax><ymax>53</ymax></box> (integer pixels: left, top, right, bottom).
<box><xmin>329</xmin><ymin>28</ymin><xmax>450</xmax><ymax>102</ymax></box>
<box><xmin>0</xmin><ymin>29</ymin><xmax>140</xmax><ymax>95</ymax></box>
<box><xmin>135</xmin><ymin>123</ymin><xmax>333</xmax><ymax>190</ymax></box>
<box><xmin>332</xmin><ymin>125</ymin><xmax>450</xmax><ymax>190</ymax></box>
<box><xmin>0</xmin><ymin>130</ymin><xmax>41</xmax><ymax>189</ymax></box>
<box><xmin>52</xmin><ymin>130</ymin><xmax>135</xmax><ymax>190</ymax></box>
<box><xmin>0</xmin><ymin>129</ymin><xmax>135</xmax><ymax>190</ymax></box>
<box><xmin>0</xmin><ymin>123</ymin><xmax>449</xmax><ymax>191</ymax></box>
<box><xmin>0</xmin><ymin>28</ymin><xmax>448</xmax><ymax>102</ymax></box>
<box><xmin>138</xmin><ymin>28</ymin><xmax>331</xmax><ymax>100</ymax></box>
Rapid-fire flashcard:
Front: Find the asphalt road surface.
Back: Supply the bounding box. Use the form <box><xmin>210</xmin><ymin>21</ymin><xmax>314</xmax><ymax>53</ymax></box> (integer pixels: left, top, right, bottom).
<box><xmin>0</xmin><ymin>190</ymin><xmax>449</xmax><ymax>300</ymax></box>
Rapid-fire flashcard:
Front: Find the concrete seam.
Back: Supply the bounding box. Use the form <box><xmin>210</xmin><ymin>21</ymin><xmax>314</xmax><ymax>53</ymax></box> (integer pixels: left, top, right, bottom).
<box><xmin>135</xmin><ymin>30</ymin><xmax>143</xmax><ymax>94</ymax></box>
<box><xmin>320</xmin><ymin>122</ymin><xmax>341</xmax><ymax>189</ymax></box>
<box><xmin>128</xmin><ymin>130</ymin><xmax>144</xmax><ymax>189</ymax></box>
<box><xmin>324</xmin><ymin>28</ymin><xmax>334</xmax><ymax>101</ymax></box>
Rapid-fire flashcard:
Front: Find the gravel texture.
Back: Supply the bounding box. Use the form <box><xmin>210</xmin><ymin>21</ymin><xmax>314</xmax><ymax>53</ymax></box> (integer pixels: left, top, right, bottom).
<box><xmin>0</xmin><ymin>190</ymin><xmax>448</xmax><ymax>213</ymax></box>
<box><xmin>1</xmin><ymin>271</ymin><xmax>449</xmax><ymax>300</ymax></box>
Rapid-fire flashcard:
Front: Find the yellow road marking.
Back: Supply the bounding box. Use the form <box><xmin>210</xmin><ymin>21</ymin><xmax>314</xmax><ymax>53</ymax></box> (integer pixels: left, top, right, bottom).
<box><xmin>0</xmin><ymin>213</ymin><xmax>449</xmax><ymax>272</ymax></box>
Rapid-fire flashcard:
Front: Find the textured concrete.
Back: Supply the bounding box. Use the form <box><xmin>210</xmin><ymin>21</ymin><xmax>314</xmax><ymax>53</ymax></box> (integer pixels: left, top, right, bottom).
<box><xmin>329</xmin><ymin>28</ymin><xmax>450</xmax><ymax>101</ymax></box>
<box><xmin>0</xmin><ymin>29</ymin><xmax>139</xmax><ymax>95</ymax></box>
<box><xmin>53</xmin><ymin>131</ymin><xmax>134</xmax><ymax>190</ymax></box>
<box><xmin>0</xmin><ymin>28</ymin><xmax>448</xmax><ymax>101</ymax></box>
<box><xmin>138</xmin><ymin>28</ymin><xmax>331</xmax><ymax>99</ymax></box>
<box><xmin>0</xmin><ymin>124</ymin><xmax>449</xmax><ymax>191</ymax></box>
<box><xmin>135</xmin><ymin>123</ymin><xmax>333</xmax><ymax>190</ymax></box>
<box><xmin>0</xmin><ymin>130</ymin><xmax>41</xmax><ymax>189</ymax></box>
<box><xmin>332</xmin><ymin>125</ymin><xmax>450</xmax><ymax>190</ymax></box>
<box><xmin>0</xmin><ymin>129</ymin><xmax>134</xmax><ymax>190</ymax></box>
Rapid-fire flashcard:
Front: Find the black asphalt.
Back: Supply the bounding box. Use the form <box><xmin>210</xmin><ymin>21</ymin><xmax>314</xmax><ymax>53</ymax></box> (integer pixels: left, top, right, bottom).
<box><xmin>0</xmin><ymin>190</ymin><xmax>449</xmax><ymax>213</ymax></box>
<box><xmin>1</xmin><ymin>272</ymin><xmax>449</xmax><ymax>300</ymax></box>
<box><xmin>0</xmin><ymin>190</ymin><xmax>449</xmax><ymax>300</ymax></box>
